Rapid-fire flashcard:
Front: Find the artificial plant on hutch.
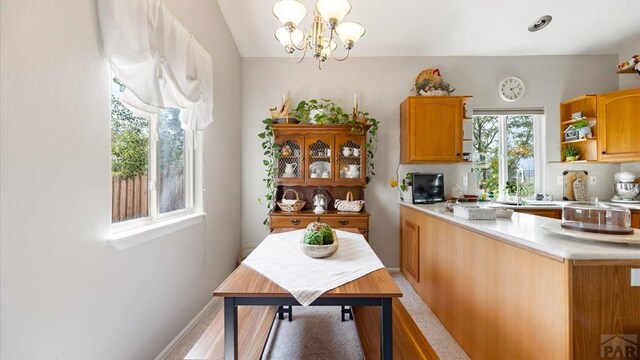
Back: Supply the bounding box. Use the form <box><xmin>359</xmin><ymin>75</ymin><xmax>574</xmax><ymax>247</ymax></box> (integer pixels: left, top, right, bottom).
<box><xmin>258</xmin><ymin>98</ymin><xmax>379</xmax><ymax>227</ymax></box>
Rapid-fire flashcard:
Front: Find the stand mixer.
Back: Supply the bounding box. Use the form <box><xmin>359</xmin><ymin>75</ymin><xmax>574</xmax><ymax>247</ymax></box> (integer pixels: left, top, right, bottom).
<box><xmin>611</xmin><ymin>171</ymin><xmax>640</xmax><ymax>203</ymax></box>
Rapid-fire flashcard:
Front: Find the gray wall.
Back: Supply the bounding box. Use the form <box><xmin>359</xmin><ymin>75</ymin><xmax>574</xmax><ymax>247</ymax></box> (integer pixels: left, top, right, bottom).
<box><xmin>241</xmin><ymin>55</ymin><xmax>620</xmax><ymax>267</ymax></box>
<box><xmin>0</xmin><ymin>0</ymin><xmax>242</xmax><ymax>359</ymax></box>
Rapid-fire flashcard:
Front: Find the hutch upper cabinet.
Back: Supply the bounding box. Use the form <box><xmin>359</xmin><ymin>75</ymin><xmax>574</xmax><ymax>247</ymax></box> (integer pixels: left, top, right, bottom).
<box><xmin>273</xmin><ymin>124</ymin><xmax>368</xmax><ymax>186</ymax></box>
<box><xmin>400</xmin><ymin>96</ymin><xmax>471</xmax><ymax>163</ymax></box>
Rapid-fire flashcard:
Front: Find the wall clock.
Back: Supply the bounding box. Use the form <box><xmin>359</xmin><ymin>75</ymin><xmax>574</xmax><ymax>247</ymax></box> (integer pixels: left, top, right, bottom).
<box><xmin>499</xmin><ymin>77</ymin><xmax>525</xmax><ymax>102</ymax></box>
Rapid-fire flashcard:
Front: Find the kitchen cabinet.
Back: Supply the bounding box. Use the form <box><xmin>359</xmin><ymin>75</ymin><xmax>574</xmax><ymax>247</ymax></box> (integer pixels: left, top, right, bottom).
<box><xmin>270</xmin><ymin>124</ymin><xmax>370</xmax><ymax>239</ymax></box>
<box><xmin>632</xmin><ymin>210</ymin><xmax>640</xmax><ymax>229</ymax></box>
<box><xmin>514</xmin><ymin>208</ymin><xmax>562</xmax><ymax>219</ymax></box>
<box><xmin>400</xmin><ymin>204</ymin><xmax>640</xmax><ymax>360</ymax></box>
<box><xmin>597</xmin><ymin>87</ymin><xmax>640</xmax><ymax>162</ymax></box>
<box><xmin>400</xmin><ymin>217</ymin><xmax>420</xmax><ymax>283</ymax></box>
<box><xmin>400</xmin><ymin>96</ymin><xmax>471</xmax><ymax>163</ymax></box>
<box><xmin>559</xmin><ymin>95</ymin><xmax>598</xmax><ymax>162</ymax></box>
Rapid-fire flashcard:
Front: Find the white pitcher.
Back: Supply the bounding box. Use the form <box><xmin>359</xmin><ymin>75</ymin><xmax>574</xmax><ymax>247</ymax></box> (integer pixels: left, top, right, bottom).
<box><xmin>347</xmin><ymin>164</ymin><xmax>360</xmax><ymax>177</ymax></box>
<box><xmin>284</xmin><ymin>163</ymin><xmax>297</xmax><ymax>175</ymax></box>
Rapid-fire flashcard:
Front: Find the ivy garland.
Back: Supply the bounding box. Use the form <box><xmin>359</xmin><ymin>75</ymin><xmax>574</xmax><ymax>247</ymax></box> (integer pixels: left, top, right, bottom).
<box><xmin>258</xmin><ymin>99</ymin><xmax>379</xmax><ymax>227</ymax></box>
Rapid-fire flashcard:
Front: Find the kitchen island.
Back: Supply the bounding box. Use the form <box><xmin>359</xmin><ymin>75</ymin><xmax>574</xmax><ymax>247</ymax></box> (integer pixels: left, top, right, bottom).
<box><xmin>399</xmin><ymin>202</ymin><xmax>640</xmax><ymax>360</ymax></box>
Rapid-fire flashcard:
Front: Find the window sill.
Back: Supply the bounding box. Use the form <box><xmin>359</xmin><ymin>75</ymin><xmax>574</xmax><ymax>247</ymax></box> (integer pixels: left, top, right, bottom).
<box><xmin>108</xmin><ymin>212</ymin><xmax>206</xmax><ymax>250</ymax></box>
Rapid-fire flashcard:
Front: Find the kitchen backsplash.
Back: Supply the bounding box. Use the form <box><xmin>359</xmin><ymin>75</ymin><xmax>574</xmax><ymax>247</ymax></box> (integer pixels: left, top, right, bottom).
<box><xmin>398</xmin><ymin>161</ymin><xmax>640</xmax><ymax>201</ymax></box>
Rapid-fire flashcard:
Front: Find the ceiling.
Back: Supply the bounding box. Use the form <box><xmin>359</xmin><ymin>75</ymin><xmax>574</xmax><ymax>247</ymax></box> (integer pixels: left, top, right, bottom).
<box><xmin>217</xmin><ymin>0</ymin><xmax>640</xmax><ymax>58</ymax></box>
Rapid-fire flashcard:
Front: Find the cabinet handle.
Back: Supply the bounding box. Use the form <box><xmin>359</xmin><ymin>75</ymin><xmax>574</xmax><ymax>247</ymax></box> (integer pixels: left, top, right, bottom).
<box><xmin>291</xmin><ymin>219</ymin><xmax>301</xmax><ymax>225</ymax></box>
<box><xmin>602</xmin><ymin>151</ymin><xmax>607</xmax><ymax>154</ymax></box>
<box><xmin>338</xmin><ymin>219</ymin><xmax>349</xmax><ymax>225</ymax></box>
<box><xmin>457</xmin><ymin>153</ymin><xmax>461</xmax><ymax>156</ymax></box>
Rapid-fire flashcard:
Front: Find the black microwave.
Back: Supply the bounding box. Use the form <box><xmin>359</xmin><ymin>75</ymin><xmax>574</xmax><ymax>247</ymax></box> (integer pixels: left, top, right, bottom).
<box><xmin>412</xmin><ymin>173</ymin><xmax>445</xmax><ymax>204</ymax></box>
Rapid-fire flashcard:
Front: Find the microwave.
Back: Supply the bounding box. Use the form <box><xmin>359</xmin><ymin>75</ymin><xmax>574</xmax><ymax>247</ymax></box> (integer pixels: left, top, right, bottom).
<box><xmin>412</xmin><ymin>173</ymin><xmax>445</xmax><ymax>204</ymax></box>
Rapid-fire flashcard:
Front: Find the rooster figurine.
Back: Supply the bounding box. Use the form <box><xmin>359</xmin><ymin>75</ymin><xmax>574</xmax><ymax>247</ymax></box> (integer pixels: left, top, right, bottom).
<box><xmin>414</xmin><ymin>68</ymin><xmax>455</xmax><ymax>96</ymax></box>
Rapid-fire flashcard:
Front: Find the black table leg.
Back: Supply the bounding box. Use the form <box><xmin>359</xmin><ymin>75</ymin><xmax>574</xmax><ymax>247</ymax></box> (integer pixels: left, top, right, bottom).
<box><xmin>380</xmin><ymin>297</ymin><xmax>393</xmax><ymax>360</ymax></box>
<box><xmin>224</xmin><ymin>297</ymin><xmax>238</xmax><ymax>360</ymax></box>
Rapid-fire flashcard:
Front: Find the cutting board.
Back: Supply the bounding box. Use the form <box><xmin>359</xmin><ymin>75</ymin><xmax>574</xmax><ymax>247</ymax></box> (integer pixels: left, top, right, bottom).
<box><xmin>563</xmin><ymin>170</ymin><xmax>588</xmax><ymax>201</ymax></box>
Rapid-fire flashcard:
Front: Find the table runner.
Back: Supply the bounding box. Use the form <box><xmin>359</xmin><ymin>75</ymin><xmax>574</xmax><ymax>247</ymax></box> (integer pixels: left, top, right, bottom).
<box><xmin>242</xmin><ymin>229</ymin><xmax>385</xmax><ymax>306</ymax></box>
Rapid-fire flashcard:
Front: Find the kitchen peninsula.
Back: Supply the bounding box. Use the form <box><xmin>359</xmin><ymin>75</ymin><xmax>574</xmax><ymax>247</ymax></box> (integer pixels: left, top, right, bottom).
<box><xmin>400</xmin><ymin>202</ymin><xmax>640</xmax><ymax>360</ymax></box>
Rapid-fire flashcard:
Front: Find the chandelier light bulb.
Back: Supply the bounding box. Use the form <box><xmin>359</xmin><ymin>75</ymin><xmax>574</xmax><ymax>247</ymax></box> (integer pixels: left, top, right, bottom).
<box><xmin>315</xmin><ymin>0</ymin><xmax>351</xmax><ymax>26</ymax></box>
<box><xmin>335</xmin><ymin>21</ymin><xmax>365</xmax><ymax>49</ymax></box>
<box><xmin>273</xmin><ymin>0</ymin><xmax>307</xmax><ymax>27</ymax></box>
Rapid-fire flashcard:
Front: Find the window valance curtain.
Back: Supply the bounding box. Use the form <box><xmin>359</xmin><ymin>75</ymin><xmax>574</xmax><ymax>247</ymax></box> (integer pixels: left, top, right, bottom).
<box><xmin>97</xmin><ymin>0</ymin><xmax>213</xmax><ymax>130</ymax></box>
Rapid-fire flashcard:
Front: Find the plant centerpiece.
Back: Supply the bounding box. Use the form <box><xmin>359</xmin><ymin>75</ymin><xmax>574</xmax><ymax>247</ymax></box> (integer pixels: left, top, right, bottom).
<box><xmin>258</xmin><ymin>98</ymin><xmax>379</xmax><ymax>226</ymax></box>
<box><xmin>300</xmin><ymin>222</ymin><xmax>338</xmax><ymax>258</ymax></box>
<box><xmin>563</xmin><ymin>143</ymin><xmax>581</xmax><ymax>162</ymax></box>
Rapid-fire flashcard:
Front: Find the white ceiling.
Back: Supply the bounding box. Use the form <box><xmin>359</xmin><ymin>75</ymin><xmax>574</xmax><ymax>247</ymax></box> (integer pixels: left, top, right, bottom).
<box><xmin>217</xmin><ymin>0</ymin><xmax>640</xmax><ymax>57</ymax></box>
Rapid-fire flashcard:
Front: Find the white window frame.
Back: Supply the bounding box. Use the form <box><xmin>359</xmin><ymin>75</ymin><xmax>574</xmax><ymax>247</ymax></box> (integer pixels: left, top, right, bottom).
<box><xmin>472</xmin><ymin>110</ymin><xmax>545</xmax><ymax>196</ymax></box>
<box><xmin>109</xmin><ymin>111</ymin><xmax>204</xmax><ymax>245</ymax></box>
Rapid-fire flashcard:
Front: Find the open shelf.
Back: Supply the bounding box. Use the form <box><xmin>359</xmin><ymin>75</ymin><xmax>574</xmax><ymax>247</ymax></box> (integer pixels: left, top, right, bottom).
<box><xmin>561</xmin><ymin>117</ymin><xmax>596</xmax><ymax>125</ymax></box>
<box><xmin>617</xmin><ymin>65</ymin><xmax>638</xmax><ymax>74</ymax></box>
<box><xmin>561</xmin><ymin>138</ymin><xmax>597</xmax><ymax>145</ymax></box>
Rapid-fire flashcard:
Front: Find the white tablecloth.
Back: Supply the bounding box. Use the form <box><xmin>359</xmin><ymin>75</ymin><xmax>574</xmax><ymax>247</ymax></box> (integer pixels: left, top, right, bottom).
<box><xmin>242</xmin><ymin>229</ymin><xmax>385</xmax><ymax>306</ymax></box>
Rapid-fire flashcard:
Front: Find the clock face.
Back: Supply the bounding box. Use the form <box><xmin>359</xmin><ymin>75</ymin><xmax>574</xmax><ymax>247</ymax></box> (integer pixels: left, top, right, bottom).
<box><xmin>499</xmin><ymin>77</ymin><xmax>525</xmax><ymax>102</ymax></box>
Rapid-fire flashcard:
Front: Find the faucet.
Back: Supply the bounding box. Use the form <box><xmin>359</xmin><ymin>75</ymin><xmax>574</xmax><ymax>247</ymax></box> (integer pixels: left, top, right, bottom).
<box><xmin>515</xmin><ymin>167</ymin><xmax>526</xmax><ymax>205</ymax></box>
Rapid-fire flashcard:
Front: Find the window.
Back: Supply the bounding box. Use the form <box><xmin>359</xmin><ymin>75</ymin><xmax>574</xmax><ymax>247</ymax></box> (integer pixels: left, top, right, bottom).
<box><xmin>472</xmin><ymin>112</ymin><xmax>544</xmax><ymax>198</ymax></box>
<box><xmin>111</xmin><ymin>77</ymin><xmax>196</xmax><ymax>229</ymax></box>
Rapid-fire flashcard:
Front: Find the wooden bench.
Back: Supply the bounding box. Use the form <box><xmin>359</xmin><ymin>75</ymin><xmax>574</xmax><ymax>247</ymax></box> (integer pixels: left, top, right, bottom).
<box><xmin>185</xmin><ymin>305</ymin><xmax>277</xmax><ymax>360</ymax></box>
<box><xmin>353</xmin><ymin>298</ymin><xmax>440</xmax><ymax>360</ymax></box>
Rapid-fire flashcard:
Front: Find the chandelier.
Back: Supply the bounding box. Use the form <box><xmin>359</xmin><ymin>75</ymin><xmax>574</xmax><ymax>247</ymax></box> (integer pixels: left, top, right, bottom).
<box><xmin>272</xmin><ymin>0</ymin><xmax>366</xmax><ymax>69</ymax></box>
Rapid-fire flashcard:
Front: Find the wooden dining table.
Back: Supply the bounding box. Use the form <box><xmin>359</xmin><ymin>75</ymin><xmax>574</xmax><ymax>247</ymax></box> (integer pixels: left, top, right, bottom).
<box><xmin>213</xmin><ymin>229</ymin><xmax>402</xmax><ymax>360</ymax></box>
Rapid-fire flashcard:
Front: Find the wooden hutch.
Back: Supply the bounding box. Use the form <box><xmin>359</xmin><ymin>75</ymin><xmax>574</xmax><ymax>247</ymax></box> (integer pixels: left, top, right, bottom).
<box><xmin>268</xmin><ymin>124</ymin><xmax>370</xmax><ymax>239</ymax></box>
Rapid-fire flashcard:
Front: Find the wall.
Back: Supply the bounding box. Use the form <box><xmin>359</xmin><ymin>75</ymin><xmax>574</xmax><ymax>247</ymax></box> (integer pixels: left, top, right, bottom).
<box><xmin>0</xmin><ymin>1</ymin><xmax>242</xmax><ymax>359</ymax></box>
<box><xmin>242</xmin><ymin>55</ymin><xmax>619</xmax><ymax>267</ymax></box>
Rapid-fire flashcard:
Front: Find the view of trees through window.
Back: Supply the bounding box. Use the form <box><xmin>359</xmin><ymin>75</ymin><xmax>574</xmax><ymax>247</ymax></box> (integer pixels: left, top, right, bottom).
<box><xmin>472</xmin><ymin>115</ymin><xmax>535</xmax><ymax>198</ymax></box>
<box><xmin>111</xmin><ymin>77</ymin><xmax>186</xmax><ymax>223</ymax></box>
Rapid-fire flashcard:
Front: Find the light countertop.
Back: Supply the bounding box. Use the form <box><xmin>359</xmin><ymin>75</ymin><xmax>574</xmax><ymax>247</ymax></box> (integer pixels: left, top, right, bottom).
<box><xmin>399</xmin><ymin>202</ymin><xmax>640</xmax><ymax>260</ymax></box>
<box><xmin>486</xmin><ymin>199</ymin><xmax>640</xmax><ymax>211</ymax></box>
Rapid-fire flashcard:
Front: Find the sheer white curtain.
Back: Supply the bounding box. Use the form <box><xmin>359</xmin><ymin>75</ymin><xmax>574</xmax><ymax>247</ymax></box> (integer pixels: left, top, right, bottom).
<box><xmin>97</xmin><ymin>0</ymin><xmax>213</xmax><ymax>129</ymax></box>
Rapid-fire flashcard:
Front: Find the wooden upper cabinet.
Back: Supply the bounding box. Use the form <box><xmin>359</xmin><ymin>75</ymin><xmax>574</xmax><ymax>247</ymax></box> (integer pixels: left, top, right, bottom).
<box><xmin>273</xmin><ymin>124</ymin><xmax>368</xmax><ymax>187</ymax></box>
<box><xmin>597</xmin><ymin>87</ymin><xmax>640</xmax><ymax>162</ymax></box>
<box><xmin>400</xmin><ymin>96</ymin><xmax>470</xmax><ymax>163</ymax></box>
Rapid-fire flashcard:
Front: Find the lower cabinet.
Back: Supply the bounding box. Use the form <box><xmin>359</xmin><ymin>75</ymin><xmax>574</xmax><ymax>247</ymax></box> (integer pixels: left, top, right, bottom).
<box><xmin>632</xmin><ymin>211</ymin><xmax>640</xmax><ymax>229</ymax></box>
<box><xmin>270</xmin><ymin>211</ymin><xmax>370</xmax><ymax>240</ymax></box>
<box><xmin>514</xmin><ymin>208</ymin><xmax>562</xmax><ymax>219</ymax></box>
<box><xmin>399</xmin><ymin>205</ymin><xmax>640</xmax><ymax>360</ymax></box>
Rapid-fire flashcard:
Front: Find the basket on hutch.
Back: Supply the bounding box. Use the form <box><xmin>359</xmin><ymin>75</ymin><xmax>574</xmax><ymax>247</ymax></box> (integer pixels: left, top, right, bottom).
<box><xmin>277</xmin><ymin>189</ymin><xmax>306</xmax><ymax>212</ymax></box>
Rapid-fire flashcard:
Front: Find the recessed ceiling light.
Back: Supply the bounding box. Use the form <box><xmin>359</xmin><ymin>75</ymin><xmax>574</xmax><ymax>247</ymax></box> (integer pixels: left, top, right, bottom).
<box><xmin>528</xmin><ymin>15</ymin><xmax>552</xmax><ymax>32</ymax></box>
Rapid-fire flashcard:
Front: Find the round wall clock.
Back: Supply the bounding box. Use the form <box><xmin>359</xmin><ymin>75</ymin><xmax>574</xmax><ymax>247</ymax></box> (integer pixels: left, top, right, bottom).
<box><xmin>499</xmin><ymin>77</ymin><xmax>525</xmax><ymax>102</ymax></box>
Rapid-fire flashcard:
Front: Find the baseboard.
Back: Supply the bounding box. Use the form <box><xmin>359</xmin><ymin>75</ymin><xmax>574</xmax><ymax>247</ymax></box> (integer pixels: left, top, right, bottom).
<box><xmin>387</xmin><ymin>267</ymin><xmax>400</xmax><ymax>273</ymax></box>
<box><xmin>154</xmin><ymin>297</ymin><xmax>216</xmax><ymax>360</ymax></box>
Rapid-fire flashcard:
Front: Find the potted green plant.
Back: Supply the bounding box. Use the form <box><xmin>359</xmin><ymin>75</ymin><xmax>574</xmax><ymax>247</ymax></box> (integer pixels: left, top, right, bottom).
<box><xmin>563</xmin><ymin>143</ymin><xmax>581</xmax><ymax>162</ymax></box>
<box><xmin>573</xmin><ymin>117</ymin><xmax>592</xmax><ymax>138</ymax></box>
<box><xmin>390</xmin><ymin>173</ymin><xmax>413</xmax><ymax>202</ymax></box>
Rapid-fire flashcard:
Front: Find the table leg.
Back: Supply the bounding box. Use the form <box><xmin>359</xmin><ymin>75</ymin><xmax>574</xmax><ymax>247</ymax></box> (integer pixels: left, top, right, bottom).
<box><xmin>380</xmin><ymin>297</ymin><xmax>393</xmax><ymax>360</ymax></box>
<box><xmin>224</xmin><ymin>297</ymin><xmax>238</xmax><ymax>360</ymax></box>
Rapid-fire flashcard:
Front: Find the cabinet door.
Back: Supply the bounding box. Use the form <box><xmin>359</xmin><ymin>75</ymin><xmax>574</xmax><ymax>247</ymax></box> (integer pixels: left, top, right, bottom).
<box><xmin>275</xmin><ymin>134</ymin><xmax>305</xmax><ymax>184</ymax></box>
<box><xmin>335</xmin><ymin>133</ymin><xmax>366</xmax><ymax>186</ymax></box>
<box><xmin>401</xmin><ymin>219</ymin><xmax>420</xmax><ymax>283</ymax></box>
<box><xmin>598</xmin><ymin>88</ymin><xmax>640</xmax><ymax>162</ymax></box>
<box><xmin>305</xmin><ymin>135</ymin><xmax>335</xmax><ymax>183</ymax></box>
<box><xmin>401</xmin><ymin>97</ymin><xmax>462</xmax><ymax>163</ymax></box>
<box><xmin>632</xmin><ymin>212</ymin><xmax>640</xmax><ymax>229</ymax></box>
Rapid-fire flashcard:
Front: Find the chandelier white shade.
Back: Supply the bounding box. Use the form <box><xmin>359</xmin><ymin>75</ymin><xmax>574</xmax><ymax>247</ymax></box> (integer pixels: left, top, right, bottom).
<box><xmin>335</xmin><ymin>21</ymin><xmax>365</xmax><ymax>48</ymax></box>
<box><xmin>315</xmin><ymin>0</ymin><xmax>351</xmax><ymax>25</ymax></box>
<box><xmin>272</xmin><ymin>0</ymin><xmax>307</xmax><ymax>26</ymax></box>
<box><xmin>272</xmin><ymin>0</ymin><xmax>365</xmax><ymax>69</ymax></box>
